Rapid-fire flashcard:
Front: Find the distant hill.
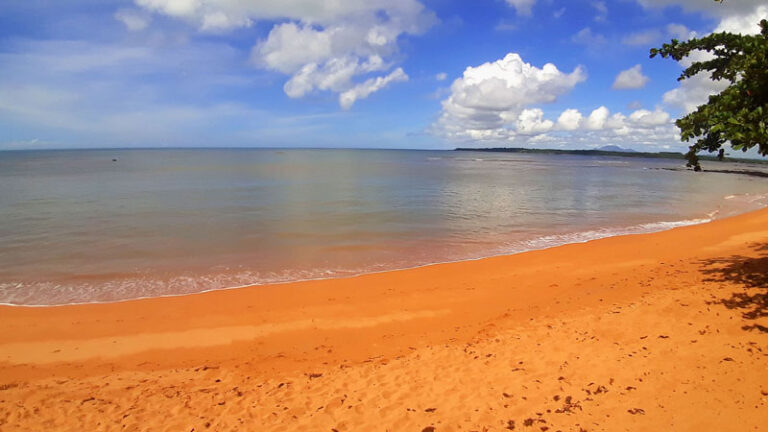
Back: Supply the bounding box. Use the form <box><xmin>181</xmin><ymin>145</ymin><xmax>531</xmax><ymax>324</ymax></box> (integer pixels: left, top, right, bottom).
<box><xmin>597</xmin><ymin>145</ymin><xmax>636</xmax><ymax>153</ymax></box>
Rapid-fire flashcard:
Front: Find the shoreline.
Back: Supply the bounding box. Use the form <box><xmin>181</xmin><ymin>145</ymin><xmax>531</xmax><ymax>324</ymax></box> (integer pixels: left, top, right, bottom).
<box><xmin>0</xmin><ymin>214</ymin><xmax>727</xmax><ymax>308</ymax></box>
<box><xmin>2</xmin><ymin>207</ymin><xmax>768</xmax><ymax>430</ymax></box>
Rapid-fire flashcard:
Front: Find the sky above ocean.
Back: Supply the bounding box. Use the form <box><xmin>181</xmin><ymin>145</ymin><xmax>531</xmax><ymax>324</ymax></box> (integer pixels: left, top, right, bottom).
<box><xmin>1</xmin><ymin>0</ymin><xmax>766</xmax><ymax>152</ymax></box>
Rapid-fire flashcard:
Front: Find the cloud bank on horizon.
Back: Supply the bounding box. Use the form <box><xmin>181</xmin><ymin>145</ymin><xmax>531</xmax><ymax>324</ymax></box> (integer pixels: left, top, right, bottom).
<box><xmin>0</xmin><ymin>0</ymin><xmax>766</xmax><ymax>151</ymax></box>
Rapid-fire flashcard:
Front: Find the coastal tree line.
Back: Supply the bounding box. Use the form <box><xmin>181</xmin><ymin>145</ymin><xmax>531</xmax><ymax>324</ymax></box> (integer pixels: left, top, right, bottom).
<box><xmin>651</xmin><ymin>2</ymin><xmax>768</xmax><ymax>171</ymax></box>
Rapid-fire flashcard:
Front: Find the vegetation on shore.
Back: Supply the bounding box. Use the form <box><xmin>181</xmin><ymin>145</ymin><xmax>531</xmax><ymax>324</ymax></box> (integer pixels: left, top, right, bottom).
<box><xmin>454</xmin><ymin>147</ymin><xmax>768</xmax><ymax>165</ymax></box>
<box><xmin>651</xmin><ymin>19</ymin><xmax>768</xmax><ymax>170</ymax></box>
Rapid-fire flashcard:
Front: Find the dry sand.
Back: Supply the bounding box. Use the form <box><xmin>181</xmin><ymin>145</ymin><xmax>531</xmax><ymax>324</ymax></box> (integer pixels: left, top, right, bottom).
<box><xmin>1</xmin><ymin>209</ymin><xmax>768</xmax><ymax>431</ymax></box>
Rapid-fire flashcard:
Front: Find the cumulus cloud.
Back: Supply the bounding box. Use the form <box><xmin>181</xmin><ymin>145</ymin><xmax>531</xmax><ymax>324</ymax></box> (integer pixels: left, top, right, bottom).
<box><xmin>714</xmin><ymin>5</ymin><xmax>768</xmax><ymax>33</ymax></box>
<box><xmin>585</xmin><ymin>106</ymin><xmax>610</xmax><ymax>130</ymax></box>
<box><xmin>430</xmin><ymin>52</ymin><xmax>676</xmax><ymax>149</ymax></box>
<box><xmin>612</xmin><ymin>65</ymin><xmax>650</xmax><ymax>89</ymax></box>
<box><xmin>515</xmin><ymin>109</ymin><xmax>554</xmax><ymax>134</ymax></box>
<box><xmin>629</xmin><ymin>108</ymin><xmax>670</xmax><ymax>126</ymax></box>
<box><xmin>253</xmin><ymin>22</ymin><xmax>340</xmax><ymax>73</ymax></box>
<box><xmin>435</xmin><ymin>102</ymin><xmax>676</xmax><ymax>149</ymax></box>
<box><xmin>662</xmin><ymin>74</ymin><xmax>727</xmax><ymax>114</ymax></box>
<box><xmin>133</xmin><ymin>0</ymin><xmax>435</xmax><ymax>108</ymax></box>
<box><xmin>570</xmin><ymin>107</ymin><xmax>673</xmax><ymax>141</ymax></box>
<box><xmin>433</xmin><ymin>53</ymin><xmax>585</xmax><ymax>138</ymax></box>
<box><xmin>582</xmin><ymin>107</ymin><xmax>670</xmax><ymax>132</ymax></box>
<box><xmin>435</xmin><ymin>72</ymin><xmax>447</xmax><ymax>81</ymax></box>
<box><xmin>556</xmin><ymin>109</ymin><xmax>583</xmax><ymax>130</ymax></box>
<box><xmin>505</xmin><ymin>0</ymin><xmax>537</xmax><ymax>16</ymax></box>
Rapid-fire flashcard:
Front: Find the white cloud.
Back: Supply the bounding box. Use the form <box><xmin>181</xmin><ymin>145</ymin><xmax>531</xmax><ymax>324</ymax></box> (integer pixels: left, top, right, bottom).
<box><xmin>135</xmin><ymin>0</ymin><xmax>433</xmax><ymax>30</ymax></box>
<box><xmin>585</xmin><ymin>106</ymin><xmax>609</xmax><ymax>130</ymax></box>
<box><xmin>714</xmin><ymin>5</ymin><xmax>768</xmax><ymax>33</ymax></box>
<box><xmin>629</xmin><ymin>108</ymin><xmax>670</xmax><ymax>126</ymax></box>
<box><xmin>556</xmin><ymin>109</ymin><xmax>583</xmax><ymax>130</ymax></box>
<box><xmin>621</xmin><ymin>29</ymin><xmax>662</xmax><ymax>46</ymax></box>
<box><xmin>254</xmin><ymin>22</ymin><xmax>345</xmax><ymax>74</ymax></box>
<box><xmin>636</xmin><ymin>0</ymin><xmax>765</xmax><ymax>18</ymax></box>
<box><xmin>571</xmin><ymin>107</ymin><xmax>675</xmax><ymax>144</ymax></box>
<box><xmin>283</xmin><ymin>56</ymin><xmax>386</xmax><ymax>99</ymax></box>
<box><xmin>436</xmin><ymin>104</ymin><xmax>679</xmax><ymax>150</ymax></box>
<box><xmin>570</xmin><ymin>107</ymin><xmax>670</xmax><ymax>134</ymax></box>
<box><xmin>134</xmin><ymin>0</ymin><xmax>435</xmax><ymax>108</ymax></box>
<box><xmin>666</xmin><ymin>23</ymin><xmax>691</xmax><ymax>40</ymax></box>
<box><xmin>136</xmin><ymin>0</ymin><xmax>201</xmax><ymax>19</ymax></box>
<box><xmin>435</xmin><ymin>72</ymin><xmax>447</xmax><ymax>81</ymax></box>
<box><xmin>432</xmin><ymin>52</ymin><xmax>585</xmax><ymax>140</ymax></box>
<box><xmin>622</xmin><ymin>23</ymin><xmax>692</xmax><ymax>46</ymax></box>
<box><xmin>430</xmin><ymin>50</ymin><xmax>676</xmax><ymax>149</ymax></box>
<box><xmin>505</xmin><ymin>0</ymin><xmax>537</xmax><ymax>16</ymax></box>
<box><xmin>592</xmin><ymin>1</ymin><xmax>608</xmax><ymax>22</ymax></box>
<box><xmin>612</xmin><ymin>64</ymin><xmax>650</xmax><ymax>89</ymax></box>
<box><xmin>659</xmin><ymin>5</ymin><xmax>767</xmax><ymax>115</ymax></box>
<box><xmin>616</xmin><ymin>5</ymin><xmax>764</xmax><ymax>117</ymax></box>
<box><xmin>515</xmin><ymin>108</ymin><xmax>554</xmax><ymax>134</ymax></box>
<box><xmin>0</xmin><ymin>37</ymin><xmax>292</xmax><ymax>147</ymax></box>
<box><xmin>662</xmin><ymin>74</ymin><xmax>727</xmax><ymax>114</ymax></box>
<box><xmin>115</xmin><ymin>8</ymin><xmax>151</xmax><ymax>31</ymax></box>
<box><xmin>447</xmin><ymin>53</ymin><xmax>585</xmax><ymax>113</ymax></box>
<box><xmin>200</xmin><ymin>10</ymin><xmax>250</xmax><ymax>31</ymax></box>
<box><xmin>572</xmin><ymin>27</ymin><xmax>607</xmax><ymax>46</ymax></box>
<box><xmin>339</xmin><ymin>68</ymin><xmax>408</xmax><ymax>110</ymax></box>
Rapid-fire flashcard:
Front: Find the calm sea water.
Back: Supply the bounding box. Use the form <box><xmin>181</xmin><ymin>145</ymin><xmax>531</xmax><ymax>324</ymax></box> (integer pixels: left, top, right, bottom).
<box><xmin>1</xmin><ymin>148</ymin><xmax>768</xmax><ymax>306</ymax></box>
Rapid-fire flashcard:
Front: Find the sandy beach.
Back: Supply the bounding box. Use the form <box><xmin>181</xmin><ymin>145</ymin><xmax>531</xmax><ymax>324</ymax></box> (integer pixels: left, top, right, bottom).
<box><xmin>1</xmin><ymin>208</ymin><xmax>768</xmax><ymax>431</ymax></box>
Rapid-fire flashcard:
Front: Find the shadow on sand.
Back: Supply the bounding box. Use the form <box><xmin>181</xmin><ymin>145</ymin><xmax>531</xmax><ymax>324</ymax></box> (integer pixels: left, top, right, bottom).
<box><xmin>699</xmin><ymin>243</ymin><xmax>768</xmax><ymax>333</ymax></box>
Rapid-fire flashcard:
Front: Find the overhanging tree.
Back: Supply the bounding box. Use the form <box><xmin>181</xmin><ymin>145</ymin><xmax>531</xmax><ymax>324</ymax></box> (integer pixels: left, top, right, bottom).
<box><xmin>650</xmin><ymin>19</ymin><xmax>768</xmax><ymax>171</ymax></box>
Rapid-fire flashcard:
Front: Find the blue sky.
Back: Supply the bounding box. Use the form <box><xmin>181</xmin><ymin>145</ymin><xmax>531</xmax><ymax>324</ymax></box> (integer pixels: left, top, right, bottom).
<box><xmin>1</xmin><ymin>0</ymin><xmax>766</xmax><ymax>151</ymax></box>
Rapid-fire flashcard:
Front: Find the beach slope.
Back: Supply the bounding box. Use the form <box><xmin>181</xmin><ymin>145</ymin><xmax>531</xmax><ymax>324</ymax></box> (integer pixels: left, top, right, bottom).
<box><xmin>1</xmin><ymin>209</ymin><xmax>768</xmax><ymax>431</ymax></box>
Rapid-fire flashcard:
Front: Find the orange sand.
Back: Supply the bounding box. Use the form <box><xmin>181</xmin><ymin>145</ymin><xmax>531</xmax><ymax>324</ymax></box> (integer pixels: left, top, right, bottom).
<box><xmin>1</xmin><ymin>209</ymin><xmax>768</xmax><ymax>431</ymax></box>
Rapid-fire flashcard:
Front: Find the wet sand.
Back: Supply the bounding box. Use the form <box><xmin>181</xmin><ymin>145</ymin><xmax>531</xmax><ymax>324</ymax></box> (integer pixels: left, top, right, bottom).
<box><xmin>1</xmin><ymin>208</ymin><xmax>768</xmax><ymax>431</ymax></box>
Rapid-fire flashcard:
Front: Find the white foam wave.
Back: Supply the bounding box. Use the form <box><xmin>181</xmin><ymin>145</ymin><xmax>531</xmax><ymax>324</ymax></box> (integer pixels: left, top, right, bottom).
<box><xmin>0</xmin><ymin>216</ymin><xmax>718</xmax><ymax>308</ymax></box>
<box><xmin>513</xmin><ymin>218</ymin><xmax>710</xmax><ymax>253</ymax></box>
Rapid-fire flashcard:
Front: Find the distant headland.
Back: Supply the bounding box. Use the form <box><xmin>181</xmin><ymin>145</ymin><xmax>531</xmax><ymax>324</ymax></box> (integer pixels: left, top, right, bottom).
<box><xmin>454</xmin><ymin>145</ymin><xmax>768</xmax><ymax>166</ymax></box>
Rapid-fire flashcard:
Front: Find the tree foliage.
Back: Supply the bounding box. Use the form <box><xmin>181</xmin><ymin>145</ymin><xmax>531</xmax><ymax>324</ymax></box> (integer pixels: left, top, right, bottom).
<box><xmin>650</xmin><ymin>19</ymin><xmax>768</xmax><ymax>170</ymax></box>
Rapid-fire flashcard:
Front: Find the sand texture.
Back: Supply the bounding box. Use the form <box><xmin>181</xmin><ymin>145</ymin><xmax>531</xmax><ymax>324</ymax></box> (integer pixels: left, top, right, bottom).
<box><xmin>1</xmin><ymin>209</ymin><xmax>768</xmax><ymax>431</ymax></box>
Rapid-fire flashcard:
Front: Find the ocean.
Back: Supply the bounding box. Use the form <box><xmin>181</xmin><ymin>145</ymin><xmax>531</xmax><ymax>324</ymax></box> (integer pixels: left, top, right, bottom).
<box><xmin>1</xmin><ymin>148</ymin><xmax>767</xmax><ymax>306</ymax></box>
